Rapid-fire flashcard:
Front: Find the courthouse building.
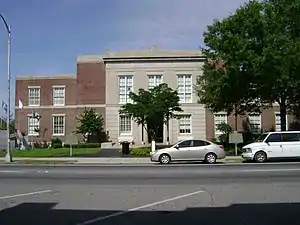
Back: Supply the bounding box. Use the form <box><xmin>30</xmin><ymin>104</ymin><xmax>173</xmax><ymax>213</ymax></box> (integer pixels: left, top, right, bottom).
<box><xmin>15</xmin><ymin>48</ymin><xmax>290</xmax><ymax>145</ymax></box>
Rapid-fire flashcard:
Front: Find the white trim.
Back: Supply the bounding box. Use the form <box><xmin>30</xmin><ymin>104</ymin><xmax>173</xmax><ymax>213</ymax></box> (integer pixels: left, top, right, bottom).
<box><xmin>52</xmin><ymin>86</ymin><xmax>65</xmax><ymax>106</ymax></box>
<box><xmin>52</xmin><ymin>113</ymin><xmax>66</xmax><ymax>116</ymax></box>
<box><xmin>52</xmin><ymin>85</ymin><xmax>66</xmax><ymax>88</ymax></box>
<box><xmin>214</xmin><ymin>112</ymin><xmax>228</xmax><ymax>135</ymax></box>
<box><xmin>174</xmin><ymin>71</ymin><xmax>194</xmax><ymax>75</ymax></box>
<box><xmin>275</xmin><ymin>112</ymin><xmax>289</xmax><ymax>131</ymax></box>
<box><xmin>27</xmin><ymin>115</ymin><xmax>40</xmax><ymax>136</ymax></box>
<box><xmin>178</xmin><ymin>114</ymin><xmax>192</xmax><ymax>135</ymax></box>
<box><xmin>117</xmin><ymin>72</ymin><xmax>135</xmax><ymax>76</ymax></box>
<box><xmin>28</xmin><ymin>86</ymin><xmax>40</xmax><ymax>88</ymax></box>
<box><xmin>52</xmin><ymin>115</ymin><xmax>65</xmax><ymax>136</ymax></box>
<box><xmin>177</xmin><ymin>74</ymin><xmax>192</xmax><ymax>103</ymax></box>
<box><xmin>146</xmin><ymin>71</ymin><xmax>164</xmax><ymax>75</ymax></box>
<box><xmin>17</xmin><ymin>104</ymin><xmax>106</xmax><ymax>109</ymax></box>
<box><xmin>118</xmin><ymin>75</ymin><xmax>134</xmax><ymax>104</ymax></box>
<box><xmin>248</xmin><ymin>113</ymin><xmax>262</xmax><ymax>134</ymax></box>
<box><xmin>118</xmin><ymin>114</ymin><xmax>133</xmax><ymax>136</ymax></box>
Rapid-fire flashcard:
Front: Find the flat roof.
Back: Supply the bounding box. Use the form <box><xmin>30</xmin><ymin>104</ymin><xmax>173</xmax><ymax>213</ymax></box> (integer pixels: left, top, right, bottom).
<box><xmin>16</xmin><ymin>75</ymin><xmax>75</xmax><ymax>80</ymax></box>
<box><xmin>77</xmin><ymin>48</ymin><xmax>204</xmax><ymax>63</ymax></box>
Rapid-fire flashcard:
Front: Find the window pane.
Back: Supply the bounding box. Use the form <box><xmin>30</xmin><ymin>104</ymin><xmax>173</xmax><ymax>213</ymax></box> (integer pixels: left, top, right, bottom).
<box><xmin>178</xmin><ymin>140</ymin><xmax>192</xmax><ymax>147</ymax></box>
<box><xmin>53</xmin><ymin>116</ymin><xmax>65</xmax><ymax>135</ymax></box>
<box><xmin>119</xmin><ymin>115</ymin><xmax>132</xmax><ymax>134</ymax></box>
<box><xmin>53</xmin><ymin>88</ymin><xmax>65</xmax><ymax>106</ymax></box>
<box><xmin>282</xmin><ymin>133</ymin><xmax>300</xmax><ymax>142</ymax></box>
<box><xmin>179</xmin><ymin>115</ymin><xmax>191</xmax><ymax>134</ymax></box>
<box><xmin>28</xmin><ymin>116</ymin><xmax>39</xmax><ymax>135</ymax></box>
<box><xmin>177</xmin><ymin>75</ymin><xmax>192</xmax><ymax>103</ymax></box>
<box><xmin>28</xmin><ymin>88</ymin><xmax>40</xmax><ymax>106</ymax></box>
<box><xmin>266</xmin><ymin>133</ymin><xmax>282</xmax><ymax>142</ymax></box>
<box><xmin>119</xmin><ymin>76</ymin><xmax>133</xmax><ymax>103</ymax></box>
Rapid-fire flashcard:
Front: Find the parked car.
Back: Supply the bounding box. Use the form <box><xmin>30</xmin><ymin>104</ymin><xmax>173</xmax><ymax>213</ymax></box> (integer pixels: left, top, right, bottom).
<box><xmin>150</xmin><ymin>139</ymin><xmax>226</xmax><ymax>164</ymax></box>
<box><xmin>242</xmin><ymin>131</ymin><xmax>300</xmax><ymax>163</ymax></box>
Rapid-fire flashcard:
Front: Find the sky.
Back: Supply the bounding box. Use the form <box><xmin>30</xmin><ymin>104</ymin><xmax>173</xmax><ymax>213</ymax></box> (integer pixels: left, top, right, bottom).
<box><xmin>0</xmin><ymin>0</ymin><xmax>248</xmax><ymax>116</ymax></box>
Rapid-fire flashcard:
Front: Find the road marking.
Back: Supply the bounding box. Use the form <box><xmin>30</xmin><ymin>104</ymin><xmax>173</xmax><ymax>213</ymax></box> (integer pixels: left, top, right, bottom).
<box><xmin>0</xmin><ymin>190</ymin><xmax>52</xmax><ymax>200</ymax></box>
<box><xmin>0</xmin><ymin>170</ymin><xmax>25</xmax><ymax>173</ymax></box>
<box><xmin>241</xmin><ymin>168</ymin><xmax>300</xmax><ymax>173</ymax></box>
<box><xmin>76</xmin><ymin>190</ymin><xmax>205</xmax><ymax>225</ymax></box>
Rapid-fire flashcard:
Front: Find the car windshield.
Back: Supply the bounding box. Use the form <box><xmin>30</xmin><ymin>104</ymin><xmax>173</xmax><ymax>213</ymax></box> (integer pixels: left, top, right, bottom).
<box><xmin>255</xmin><ymin>133</ymin><xmax>268</xmax><ymax>142</ymax></box>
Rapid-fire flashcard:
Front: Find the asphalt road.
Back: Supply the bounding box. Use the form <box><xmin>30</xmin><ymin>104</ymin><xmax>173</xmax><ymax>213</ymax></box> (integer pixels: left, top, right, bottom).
<box><xmin>1</xmin><ymin>163</ymin><xmax>300</xmax><ymax>225</ymax></box>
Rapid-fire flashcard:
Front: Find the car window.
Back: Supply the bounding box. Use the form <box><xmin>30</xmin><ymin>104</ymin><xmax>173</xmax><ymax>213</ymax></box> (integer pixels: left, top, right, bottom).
<box><xmin>282</xmin><ymin>133</ymin><xmax>300</xmax><ymax>142</ymax></box>
<box><xmin>266</xmin><ymin>133</ymin><xmax>282</xmax><ymax>142</ymax></box>
<box><xmin>193</xmin><ymin>140</ymin><xmax>209</xmax><ymax>147</ymax></box>
<box><xmin>178</xmin><ymin>140</ymin><xmax>192</xmax><ymax>148</ymax></box>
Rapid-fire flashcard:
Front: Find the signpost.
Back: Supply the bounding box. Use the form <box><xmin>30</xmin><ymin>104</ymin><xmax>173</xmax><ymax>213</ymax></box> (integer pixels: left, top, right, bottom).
<box><xmin>229</xmin><ymin>131</ymin><xmax>243</xmax><ymax>155</ymax></box>
<box><xmin>65</xmin><ymin>134</ymin><xmax>78</xmax><ymax>157</ymax></box>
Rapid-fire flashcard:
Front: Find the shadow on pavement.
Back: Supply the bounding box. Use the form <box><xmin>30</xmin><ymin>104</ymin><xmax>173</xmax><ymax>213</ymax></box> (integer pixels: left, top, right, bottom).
<box><xmin>0</xmin><ymin>202</ymin><xmax>299</xmax><ymax>225</ymax></box>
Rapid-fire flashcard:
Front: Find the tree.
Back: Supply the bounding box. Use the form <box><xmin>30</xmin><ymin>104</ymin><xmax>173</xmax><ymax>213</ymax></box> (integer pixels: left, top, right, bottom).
<box><xmin>196</xmin><ymin>0</ymin><xmax>300</xmax><ymax>131</ymax></box>
<box><xmin>75</xmin><ymin>108</ymin><xmax>105</xmax><ymax>142</ymax></box>
<box><xmin>0</xmin><ymin>114</ymin><xmax>15</xmax><ymax>134</ymax></box>
<box><xmin>119</xmin><ymin>83</ymin><xmax>183</xmax><ymax>142</ymax></box>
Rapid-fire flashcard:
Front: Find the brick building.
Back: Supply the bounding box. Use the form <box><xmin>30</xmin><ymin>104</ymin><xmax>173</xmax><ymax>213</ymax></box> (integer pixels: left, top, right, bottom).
<box><xmin>15</xmin><ymin>48</ymin><xmax>293</xmax><ymax>145</ymax></box>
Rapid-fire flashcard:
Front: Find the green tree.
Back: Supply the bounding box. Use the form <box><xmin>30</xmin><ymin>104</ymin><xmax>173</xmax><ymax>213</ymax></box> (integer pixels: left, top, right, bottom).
<box><xmin>75</xmin><ymin>108</ymin><xmax>105</xmax><ymax>142</ymax></box>
<box><xmin>196</xmin><ymin>0</ymin><xmax>300</xmax><ymax>131</ymax></box>
<box><xmin>0</xmin><ymin>115</ymin><xmax>15</xmax><ymax>134</ymax></box>
<box><xmin>119</xmin><ymin>83</ymin><xmax>183</xmax><ymax>142</ymax></box>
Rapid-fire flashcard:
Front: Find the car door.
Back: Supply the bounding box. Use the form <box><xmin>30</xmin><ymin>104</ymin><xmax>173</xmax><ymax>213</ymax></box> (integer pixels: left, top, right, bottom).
<box><xmin>281</xmin><ymin>133</ymin><xmax>300</xmax><ymax>158</ymax></box>
<box><xmin>171</xmin><ymin>140</ymin><xmax>192</xmax><ymax>160</ymax></box>
<box><xmin>265</xmin><ymin>133</ymin><xmax>283</xmax><ymax>158</ymax></box>
<box><xmin>186</xmin><ymin>140</ymin><xmax>208</xmax><ymax>160</ymax></box>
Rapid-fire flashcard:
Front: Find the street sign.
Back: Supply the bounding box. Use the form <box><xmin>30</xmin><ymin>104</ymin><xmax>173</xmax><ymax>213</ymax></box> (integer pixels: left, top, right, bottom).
<box><xmin>65</xmin><ymin>134</ymin><xmax>78</xmax><ymax>157</ymax></box>
<box><xmin>229</xmin><ymin>131</ymin><xmax>243</xmax><ymax>156</ymax></box>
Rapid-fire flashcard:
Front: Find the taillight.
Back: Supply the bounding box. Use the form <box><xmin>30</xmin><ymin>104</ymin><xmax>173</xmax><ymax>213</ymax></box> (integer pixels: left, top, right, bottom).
<box><xmin>219</xmin><ymin>145</ymin><xmax>224</xmax><ymax>150</ymax></box>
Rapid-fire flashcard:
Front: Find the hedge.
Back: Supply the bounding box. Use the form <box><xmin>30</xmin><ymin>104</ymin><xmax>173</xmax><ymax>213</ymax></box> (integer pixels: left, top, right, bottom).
<box><xmin>63</xmin><ymin>143</ymin><xmax>101</xmax><ymax>148</ymax></box>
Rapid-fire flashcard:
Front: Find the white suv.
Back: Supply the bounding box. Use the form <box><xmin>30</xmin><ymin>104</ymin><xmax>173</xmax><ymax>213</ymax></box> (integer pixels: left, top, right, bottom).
<box><xmin>242</xmin><ymin>131</ymin><xmax>300</xmax><ymax>163</ymax></box>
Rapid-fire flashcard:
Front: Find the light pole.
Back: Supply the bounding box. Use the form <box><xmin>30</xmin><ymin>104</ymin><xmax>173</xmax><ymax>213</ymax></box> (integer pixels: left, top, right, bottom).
<box><xmin>0</xmin><ymin>14</ymin><xmax>12</xmax><ymax>163</ymax></box>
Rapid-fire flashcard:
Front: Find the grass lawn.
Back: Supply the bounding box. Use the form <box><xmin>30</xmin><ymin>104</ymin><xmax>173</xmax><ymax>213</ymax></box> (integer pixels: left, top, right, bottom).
<box><xmin>0</xmin><ymin>148</ymin><xmax>100</xmax><ymax>158</ymax></box>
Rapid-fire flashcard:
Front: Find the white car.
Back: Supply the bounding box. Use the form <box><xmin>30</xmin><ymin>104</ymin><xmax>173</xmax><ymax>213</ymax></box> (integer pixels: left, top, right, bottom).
<box><xmin>242</xmin><ymin>131</ymin><xmax>300</xmax><ymax>163</ymax></box>
<box><xmin>150</xmin><ymin>139</ymin><xmax>226</xmax><ymax>164</ymax></box>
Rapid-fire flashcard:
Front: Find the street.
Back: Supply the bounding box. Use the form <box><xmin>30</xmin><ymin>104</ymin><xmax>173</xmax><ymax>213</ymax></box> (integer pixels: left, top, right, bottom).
<box><xmin>1</xmin><ymin>163</ymin><xmax>300</xmax><ymax>225</ymax></box>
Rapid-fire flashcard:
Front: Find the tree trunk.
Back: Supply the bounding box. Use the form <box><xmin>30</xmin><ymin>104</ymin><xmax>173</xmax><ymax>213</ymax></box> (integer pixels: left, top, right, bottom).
<box><xmin>166</xmin><ymin>116</ymin><xmax>169</xmax><ymax>144</ymax></box>
<box><xmin>141</xmin><ymin>122</ymin><xmax>144</xmax><ymax>144</ymax></box>
<box><xmin>279</xmin><ymin>103</ymin><xmax>287</xmax><ymax>131</ymax></box>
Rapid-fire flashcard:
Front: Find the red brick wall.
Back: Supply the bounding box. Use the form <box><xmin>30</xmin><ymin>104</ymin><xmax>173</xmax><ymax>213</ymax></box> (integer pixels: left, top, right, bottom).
<box><xmin>76</xmin><ymin>62</ymin><xmax>106</xmax><ymax>104</ymax></box>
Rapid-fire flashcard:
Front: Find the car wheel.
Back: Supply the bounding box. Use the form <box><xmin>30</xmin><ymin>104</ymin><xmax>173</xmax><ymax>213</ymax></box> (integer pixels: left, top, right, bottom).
<box><xmin>254</xmin><ymin>151</ymin><xmax>267</xmax><ymax>163</ymax></box>
<box><xmin>205</xmin><ymin>153</ymin><xmax>217</xmax><ymax>164</ymax></box>
<box><xmin>159</xmin><ymin>154</ymin><xmax>171</xmax><ymax>164</ymax></box>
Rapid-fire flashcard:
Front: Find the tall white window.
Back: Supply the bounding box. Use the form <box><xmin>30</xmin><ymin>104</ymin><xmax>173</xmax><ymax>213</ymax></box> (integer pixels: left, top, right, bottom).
<box><xmin>148</xmin><ymin>75</ymin><xmax>162</xmax><ymax>89</ymax></box>
<box><xmin>275</xmin><ymin>112</ymin><xmax>288</xmax><ymax>131</ymax></box>
<box><xmin>52</xmin><ymin>115</ymin><xmax>65</xmax><ymax>136</ymax></box>
<box><xmin>119</xmin><ymin>115</ymin><xmax>132</xmax><ymax>135</ymax></box>
<box><xmin>214</xmin><ymin>113</ymin><xmax>227</xmax><ymax>134</ymax></box>
<box><xmin>248</xmin><ymin>114</ymin><xmax>261</xmax><ymax>133</ymax></box>
<box><xmin>177</xmin><ymin>75</ymin><xmax>192</xmax><ymax>103</ymax></box>
<box><xmin>179</xmin><ymin>115</ymin><xmax>191</xmax><ymax>134</ymax></box>
<box><xmin>27</xmin><ymin>116</ymin><xmax>39</xmax><ymax>136</ymax></box>
<box><xmin>119</xmin><ymin>76</ymin><xmax>133</xmax><ymax>103</ymax></box>
<box><xmin>53</xmin><ymin>87</ymin><xmax>65</xmax><ymax>106</ymax></box>
<box><xmin>28</xmin><ymin>87</ymin><xmax>40</xmax><ymax>106</ymax></box>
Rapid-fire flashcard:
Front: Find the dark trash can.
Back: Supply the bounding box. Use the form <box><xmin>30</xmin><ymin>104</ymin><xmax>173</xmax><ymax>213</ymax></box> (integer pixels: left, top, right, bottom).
<box><xmin>121</xmin><ymin>141</ymin><xmax>130</xmax><ymax>155</ymax></box>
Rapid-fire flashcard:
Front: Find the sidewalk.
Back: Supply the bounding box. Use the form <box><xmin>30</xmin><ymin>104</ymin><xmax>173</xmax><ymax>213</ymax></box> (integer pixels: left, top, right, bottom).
<box><xmin>0</xmin><ymin>156</ymin><xmax>242</xmax><ymax>164</ymax></box>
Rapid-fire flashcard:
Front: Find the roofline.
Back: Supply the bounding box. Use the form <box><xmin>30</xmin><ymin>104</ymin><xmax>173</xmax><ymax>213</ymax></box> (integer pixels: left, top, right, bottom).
<box><xmin>16</xmin><ymin>75</ymin><xmax>75</xmax><ymax>80</ymax></box>
<box><xmin>77</xmin><ymin>55</ymin><xmax>206</xmax><ymax>63</ymax></box>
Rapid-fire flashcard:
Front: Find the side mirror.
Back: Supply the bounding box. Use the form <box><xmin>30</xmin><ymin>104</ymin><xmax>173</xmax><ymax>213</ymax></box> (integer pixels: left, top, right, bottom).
<box><xmin>174</xmin><ymin>144</ymin><xmax>179</xmax><ymax>149</ymax></box>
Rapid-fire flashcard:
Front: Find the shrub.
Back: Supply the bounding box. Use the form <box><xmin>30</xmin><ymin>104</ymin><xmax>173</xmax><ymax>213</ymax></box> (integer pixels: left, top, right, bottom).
<box><xmin>130</xmin><ymin>147</ymin><xmax>151</xmax><ymax>156</ymax></box>
<box><xmin>63</xmin><ymin>143</ymin><xmax>101</xmax><ymax>148</ymax></box>
<box><xmin>51</xmin><ymin>138</ymin><xmax>62</xmax><ymax>149</ymax></box>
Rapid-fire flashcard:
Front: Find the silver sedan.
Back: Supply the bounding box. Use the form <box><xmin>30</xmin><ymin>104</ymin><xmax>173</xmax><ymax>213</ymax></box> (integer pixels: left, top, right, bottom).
<box><xmin>150</xmin><ymin>139</ymin><xmax>226</xmax><ymax>164</ymax></box>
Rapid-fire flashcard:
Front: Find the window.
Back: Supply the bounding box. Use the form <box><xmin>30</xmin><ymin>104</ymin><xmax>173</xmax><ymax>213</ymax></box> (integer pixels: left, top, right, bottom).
<box><xmin>27</xmin><ymin>116</ymin><xmax>39</xmax><ymax>136</ymax></box>
<box><xmin>119</xmin><ymin>115</ymin><xmax>132</xmax><ymax>135</ymax></box>
<box><xmin>193</xmin><ymin>140</ymin><xmax>209</xmax><ymax>147</ymax></box>
<box><xmin>248</xmin><ymin>114</ymin><xmax>261</xmax><ymax>133</ymax></box>
<box><xmin>52</xmin><ymin>115</ymin><xmax>65</xmax><ymax>136</ymax></box>
<box><xmin>282</xmin><ymin>133</ymin><xmax>300</xmax><ymax>142</ymax></box>
<box><xmin>214</xmin><ymin>113</ymin><xmax>227</xmax><ymax>134</ymax></box>
<box><xmin>148</xmin><ymin>75</ymin><xmax>162</xmax><ymax>89</ymax></box>
<box><xmin>178</xmin><ymin>140</ymin><xmax>192</xmax><ymax>148</ymax></box>
<box><xmin>53</xmin><ymin>87</ymin><xmax>65</xmax><ymax>106</ymax></box>
<box><xmin>275</xmin><ymin>113</ymin><xmax>288</xmax><ymax>131</ymax></box>
<box><xmin>177</xmin><ymin>75</ymin><xmax>192</xmax><ymax>103</ymax></box>
<box><xmin>179</xmin><ymin>115</ymin><xmax>191</xmax><ymax>134</ymax></box>
<box><xmin>119</xmin><ymin>76</ymin><xmax>133</xmax><ymax>103</ymax></box>
<box><xmin>266</xmin><ymin>133</ymin><xmax>282</xmax><ymax>142</ymax></box>
<box><xmin>28</xmin><ymin>87</ymin><xmax>40</xmax><ymax>106</ymax></box>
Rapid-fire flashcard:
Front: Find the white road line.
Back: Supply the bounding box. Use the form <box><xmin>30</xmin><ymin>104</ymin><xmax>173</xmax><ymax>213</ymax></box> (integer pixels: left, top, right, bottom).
<box><xmin>0</xmin><ymin>170</ymin><xmax>25</xmax><ymax>173</ymax></box>
<box><xmin>76</xmin><ymin>190</ymin><xmax>205</xmax><ymax>225</ymax></box>
<box><xmin>0</xmin><ymin>190</ymin><xmax>52</xmax><ymax>200</ymax></box>
<box><xmin>241</xmin><ymin>168</ymin><xmax>300</xmax><ymax>173</ymax></box>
